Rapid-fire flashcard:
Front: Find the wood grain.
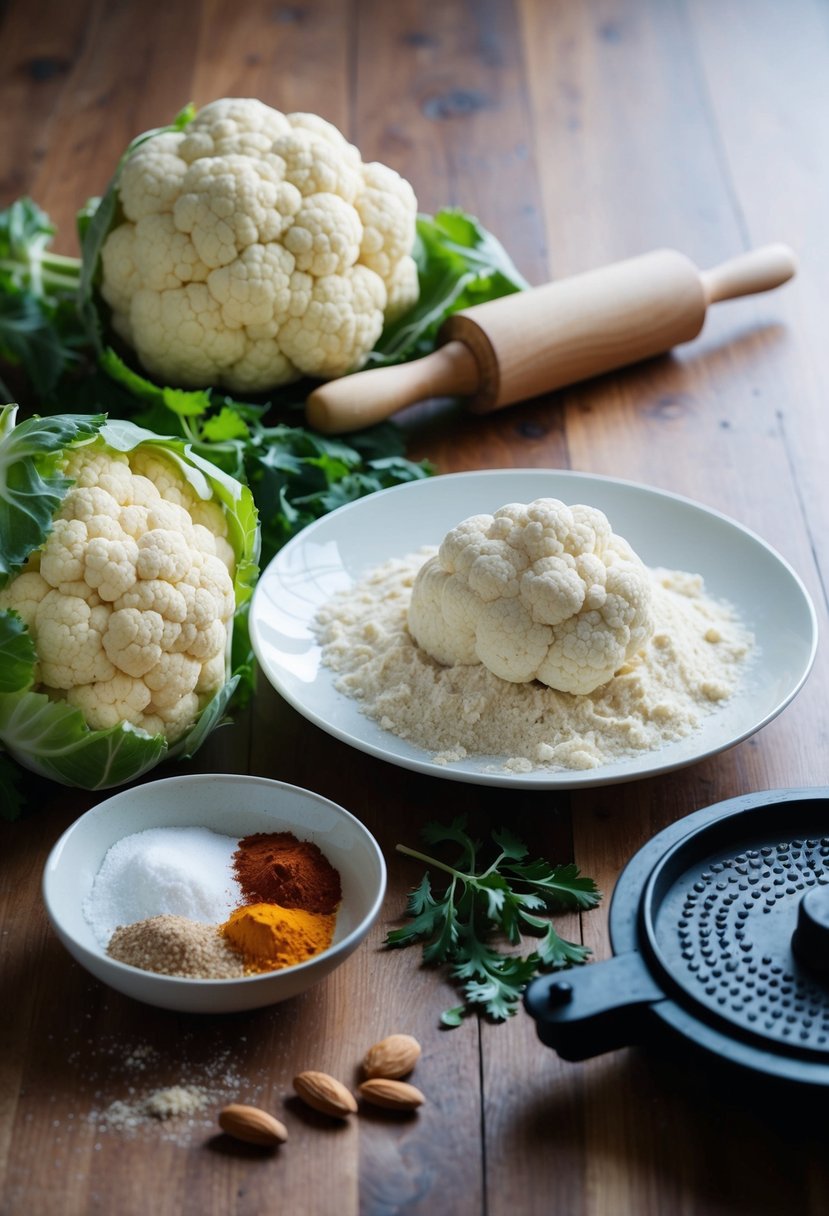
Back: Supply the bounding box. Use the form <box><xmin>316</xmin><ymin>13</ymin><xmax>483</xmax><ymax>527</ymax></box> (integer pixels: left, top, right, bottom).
<box><xmin>2</xmin><ymin>0</ymin><xmax>829</xmax><ymax>1213</ymax></box>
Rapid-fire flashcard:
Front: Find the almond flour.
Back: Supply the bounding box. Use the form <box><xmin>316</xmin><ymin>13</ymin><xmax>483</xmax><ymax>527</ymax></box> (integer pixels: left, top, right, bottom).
<box><xmin>313</xmin><ymin>551</ymin><xmax>753</xmax><ymax>772</ymax></box>
<box><xmin>107</xmin><ymin>914</ymin><xmax>246</xmax><ymax>979</ymax></box>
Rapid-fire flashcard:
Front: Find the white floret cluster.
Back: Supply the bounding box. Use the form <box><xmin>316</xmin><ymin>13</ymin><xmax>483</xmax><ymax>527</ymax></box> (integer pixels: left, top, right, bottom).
<box><xmin>0</xmin><ymin>446</ymin><xmax>237</xmax><ymax>741</ymax></box>
<box><xmin>100</xmin><ymin>99</ymin><xmax>420</xmax><ymax>392</ymax></box>
<box><xmin>408</xmin><ymin>498</ymin><xmax>655</xmax><ymax>695</ymax></box>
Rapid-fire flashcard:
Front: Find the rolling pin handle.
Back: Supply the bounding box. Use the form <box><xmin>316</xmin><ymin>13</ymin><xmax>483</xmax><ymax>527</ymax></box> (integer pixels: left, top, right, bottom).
<box><xmin>305</xmin><ymin>340</ymin><xmax>479</xmax><ymax>434</ymax></box>
<box><xmin>700</xmin><ymin>243</ymin><xmax>797</xmax><ymax>305</ymax></box>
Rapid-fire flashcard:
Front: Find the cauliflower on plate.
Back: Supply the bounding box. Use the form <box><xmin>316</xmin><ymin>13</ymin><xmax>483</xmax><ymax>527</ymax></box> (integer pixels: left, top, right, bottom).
<box><xmin>408</xmin><ymin>498</ymin><xmax>654</xmax><ymax>695</ymax></box>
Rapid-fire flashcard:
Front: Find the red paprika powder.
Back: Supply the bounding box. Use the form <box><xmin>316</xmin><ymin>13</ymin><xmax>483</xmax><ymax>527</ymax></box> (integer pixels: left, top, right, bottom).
<box><xmin>233</xmin><ymin>831</ymin><xmax>342</xmax><ymax>915</ymax></box>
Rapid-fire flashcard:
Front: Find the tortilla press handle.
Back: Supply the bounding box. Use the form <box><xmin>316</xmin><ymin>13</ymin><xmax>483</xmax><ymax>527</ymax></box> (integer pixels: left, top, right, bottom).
<box><xmin>523</xmin><ymin>952</ymin><xmax>666</xmax><ymax>1061</ymax></box>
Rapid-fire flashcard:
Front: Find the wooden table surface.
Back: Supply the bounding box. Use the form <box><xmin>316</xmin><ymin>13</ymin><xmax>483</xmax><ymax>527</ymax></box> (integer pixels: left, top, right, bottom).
<box><xmin>3</xmin><ymin>1</ymin><xmax>829</xmax><ymax>1213</ymax></box>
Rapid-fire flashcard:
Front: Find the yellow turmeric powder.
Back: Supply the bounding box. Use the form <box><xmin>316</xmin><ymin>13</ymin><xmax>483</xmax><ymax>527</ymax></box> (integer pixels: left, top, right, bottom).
<box><xmin>221</xmin><ymin>902</ymin><xmax>336</xmax><ymax>973</ymax></box>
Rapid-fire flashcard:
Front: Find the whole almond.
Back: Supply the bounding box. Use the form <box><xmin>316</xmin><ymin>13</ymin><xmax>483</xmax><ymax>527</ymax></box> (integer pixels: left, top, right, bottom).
<box><xmin>361</xmin><ymin>1033</ymin><xmax>422</xmax><ymax>1080</ymax></box>
<box><xmin>358</xmin><ymin>1078</ymin><xmax>425</xmax><ymax>1111</ymax></box>
<box><xmin>293</xmin><ymin>1070</ymin><xmax>357</xmax><ymax>1118</ymax></box>
<box><xmin>218</xmin><ymin>1103</ymin><xmax>288</xmax><ymax>1147</ymax></box>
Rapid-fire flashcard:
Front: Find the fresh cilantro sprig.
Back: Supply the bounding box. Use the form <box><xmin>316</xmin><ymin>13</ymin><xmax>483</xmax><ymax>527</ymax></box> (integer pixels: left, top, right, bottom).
<box><xmin>387</xmin><ymin>817</ymin><xmax>601</xmax><ymax>1026</ymax></box>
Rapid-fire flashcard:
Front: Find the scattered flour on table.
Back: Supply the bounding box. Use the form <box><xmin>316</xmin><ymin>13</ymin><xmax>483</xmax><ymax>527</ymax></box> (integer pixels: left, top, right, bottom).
<box><xmin>94</xmin><ymin>1085</ymin><xmax>214</xmax><ymax>1133</ymax></box>
<box><xmin>313</xmin><ymin>550</ymin><xmax>754</xmax><ymax>772</ymax></box>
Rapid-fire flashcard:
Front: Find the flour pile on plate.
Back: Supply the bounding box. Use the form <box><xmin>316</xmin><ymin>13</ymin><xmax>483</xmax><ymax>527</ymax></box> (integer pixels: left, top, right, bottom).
<box><xmin>313</xmin><ymin>551</ymin><xmax>754</xmax><ymax>773</ymax></box>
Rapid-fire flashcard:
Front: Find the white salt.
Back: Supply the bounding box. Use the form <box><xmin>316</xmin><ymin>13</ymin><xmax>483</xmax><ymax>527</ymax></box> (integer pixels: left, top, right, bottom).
<box><xmin>83</xmin><ymin>827</ymin><xmax>241</xmax><ymax>948</ymax></box>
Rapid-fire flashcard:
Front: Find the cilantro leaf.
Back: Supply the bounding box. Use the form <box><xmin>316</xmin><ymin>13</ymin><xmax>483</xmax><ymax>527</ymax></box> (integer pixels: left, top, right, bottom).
<box><xmin>503</xmin><ymin>858</ymin><xmax>601</xmax><ymax>910</ymax></box>
<box><xmin>389</xmin><ymin>821</ymin><xmax>602</xmax><ymax>1025</ymax></box>
<box><xmin>491</xmin><ymin>825</ymin><xmax>529</xmax><ymax>861</ymax></box>
<box><xmin>421</xmin><ymin>815</ymin><xmax>479</xmax><ymax>871</ymax></box>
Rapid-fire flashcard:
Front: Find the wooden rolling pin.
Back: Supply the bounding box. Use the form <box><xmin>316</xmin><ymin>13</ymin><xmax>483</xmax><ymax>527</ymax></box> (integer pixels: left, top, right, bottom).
<box><xmin>305</xmin><ymin>244</ymin><xmax>797</xmax><ymax>434</ymax></box>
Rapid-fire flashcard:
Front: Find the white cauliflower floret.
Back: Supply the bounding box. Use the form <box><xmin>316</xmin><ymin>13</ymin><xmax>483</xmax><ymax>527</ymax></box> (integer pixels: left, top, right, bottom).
<box><xmin>35</xmin><ymin>593</ymin><xmax>115</xmax><ymax>689</ymax></box>
<box><xmin>286</xmin><ymin>112</ymin><xmax>362</xmax><ymax>166</ymax></box>
<box><xmin>84</xmin><ymin>536</ymin><xmax>139</xmax><ymax>600</ymax></box>
<box><xmin>0</xmin><ymin>442</ymin><xmax>239</xmax><ymax>744</ymax></box>
<box><xmin>144</xmin><ymin>651</ymin><xmax>202</xmax><ymax>707</ymax></box>
<box><xmin>150</xmin><ymin>691</ymin><xmax>201</xmax><ymax>737</ymax></box>
<box><xmin>181</xmin><ymin>97</ymin><xmax>293</xmax><ymax>161</ymax></box>
<box><xmin>284</xmin><ymin>193</ymin><xmax>362</xmax><ymax>276</ymax></box>
<box><xmin>100</xmin><ymin>224</ymin><xmax>140</xmax><ymax>331</ymax></box>
<box><xmin>39</xmin><ymin>518</ymin><xmax>87</xmax><ymax>587</ymax></box>
<box><xmin>103</xmin><ymin>607</ymin><xmax>165</xmax><ymax>678</ymax></box>
<box><xmin>128</xmin><ymin>450</ymin><xmax>197</xmax><ymax>507</ymax></box>
<box><xmin>356</xmin><ymin>162</ymin><xmax>417</xmax><ymax>281</ymax></box>
<box><xmin>273</xmin><ymin>129</ymin><xmax>362</xmax><ymax>203</ymax></box>
<box><xmin>173</xmin><ymin>154</ymin><xmax>301</xmax><ymax>268</ymax></box>
<box><xmin>119</xmin><ymin>132</ymin><xmax>189</xmax><ymax>222</ymax></box>
<box><xmin>408</xmin><ymin>498</ymin><xmax>655</xmax><ymax>696</ymax></box>
<box><xmin>99</xmin><ymin>98</ymin><xmax>419</xmax><ymax>391</ymax></box>
<box><xmin>385</xmin><ymin>254</ymin><xmax>420</xmax><ymax>322</ymax></box>
<box><xmin>279</xmin><ymin>264</ymin><xmax>386</xmax><ymax>377</ymax></box>
<box><xmin>0</xmin><ymin>570</ymin><xmax>51</xmax><ymax>628</ymax></box>
<box><xmin>67</xmin><ymin>673</ymin><xmax>152</xmax><ymax>730</ymax></box>
<box><xmin>131</xmin><ymin>214</ymin><xmax>210</xmax><ymax>291</ymax></box>
<box><xmin>136</xmin><ymin>530</ymin><xmax>192</xmax><ymax>582</ymax></box>
<box><xmin>130</xmin><ymin>283</ymin><xmax>248</xmax><ymax>387</ymax></box>
<box><xmin>61</xmin><ymin>448</ymin><xmax>134</xmax><ymax>503</ymax></box>
<box><xmin>207</xmin><ymin>242</ymin><xmax>296</xmax><ymax>329</ymax></box>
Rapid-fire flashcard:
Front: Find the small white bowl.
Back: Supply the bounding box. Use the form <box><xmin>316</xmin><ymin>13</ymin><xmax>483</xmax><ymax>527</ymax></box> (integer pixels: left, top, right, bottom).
<box><xmin>42</xmin><ymin>773</ymin><xmax>387</xmax><ymax>1014</ymax></box>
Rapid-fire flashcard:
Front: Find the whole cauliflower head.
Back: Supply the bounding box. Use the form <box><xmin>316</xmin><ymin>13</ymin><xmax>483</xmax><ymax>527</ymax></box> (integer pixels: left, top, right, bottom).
<box><xmin>99</xmin><ymin>99</ymin><xmax>420</xmax><ymax>392</ymax></box>
<box><xmin>0</xmin><ymin>443</ymin><xmax>238</xmax><ymax>743</ymax></box>
<box><xmin>0</xmin><ymin>407</ymin><xmax>262</xmax><ymax>798</ymax></box>
<box><xmin>408</xmin><ymin>498</ymin><xmax>655</xmax><ymax>695</ymax></box>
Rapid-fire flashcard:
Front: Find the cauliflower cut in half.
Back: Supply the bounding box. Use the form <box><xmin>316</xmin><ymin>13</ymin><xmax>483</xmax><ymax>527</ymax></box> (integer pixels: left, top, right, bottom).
<box><xmin>408</xmin><ymin>498</ymin><xmax>654</xmax><ymax>695</ymax></box>
<box><xmin>100</xmin><ymin>98</ymin><xmax>420</xmax><ymax>392</ymax></box>
<box><xmin>0</xmin><ymin>410</ymin><xmax>259</xmax><ymax>790</ymax></box>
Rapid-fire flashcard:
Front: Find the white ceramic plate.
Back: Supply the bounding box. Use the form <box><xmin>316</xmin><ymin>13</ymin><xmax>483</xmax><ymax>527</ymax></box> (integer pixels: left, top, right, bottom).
<box><xmin>250</xmin><ymin>469</ymin><xmax>818</xmax><ymax>789</ymax></box>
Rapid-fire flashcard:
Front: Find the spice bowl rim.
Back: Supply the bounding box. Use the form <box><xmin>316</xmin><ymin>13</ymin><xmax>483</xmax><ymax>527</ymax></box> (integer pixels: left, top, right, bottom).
<box><xmin>42</xmin><ymin>772</ymin><xmax>388</xmax><ymax>1014</ymax></box>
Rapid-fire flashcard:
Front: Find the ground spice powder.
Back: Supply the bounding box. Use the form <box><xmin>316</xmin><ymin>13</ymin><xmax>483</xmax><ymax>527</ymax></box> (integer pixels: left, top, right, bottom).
<box><xmin>221</xmin><ymin>902</ymin><xmax>336</xmax><ymax>972</ymax></box>
<box><xmin>233</xmin><ymin>832</ymin><xmax>342</xmax><ymax>914</ymax></box>
<box><xmin>107</xmin><ymin>914</ymin><xmax>246</xmax><ymax>979</ymax></box>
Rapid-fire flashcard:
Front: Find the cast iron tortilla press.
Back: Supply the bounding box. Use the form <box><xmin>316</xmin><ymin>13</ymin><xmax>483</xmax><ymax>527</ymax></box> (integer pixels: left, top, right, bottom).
<box><xmin>524</xmin><ymin>788</ymin><xmax>829</xmax><ymax>1089</ymax></box>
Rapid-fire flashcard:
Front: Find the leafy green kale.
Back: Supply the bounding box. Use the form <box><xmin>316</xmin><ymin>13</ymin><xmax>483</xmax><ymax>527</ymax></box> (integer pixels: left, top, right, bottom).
<box><xmin>369</xmin><ymin>208</ymin><xmax>530</xmax><ymax>366</ymax></box>
<box><xmin>0</xmin><ymin>199</ymin><xmax>88</xmax><ymax>398</ymax></box>
<box><xmin>387</xmin><ymin>817</ymin><xmax>601</xmax><ymax>1026</ymax></box>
